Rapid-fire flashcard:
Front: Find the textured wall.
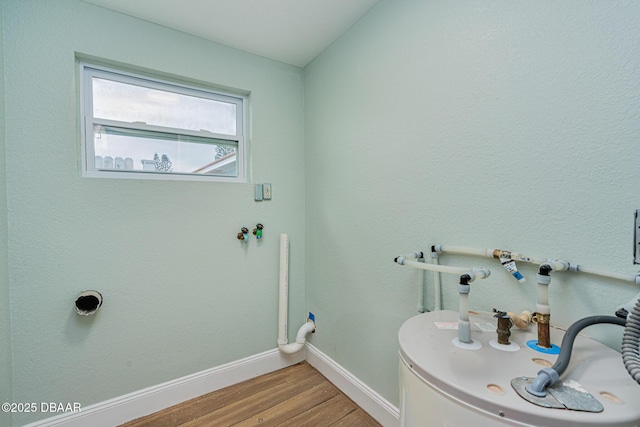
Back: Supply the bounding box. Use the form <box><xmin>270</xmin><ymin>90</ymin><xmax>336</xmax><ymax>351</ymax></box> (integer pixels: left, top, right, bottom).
<box><xmin>0</xmin><ymin>2</ymin><xmax>14</xmax><ymax>426</ymax></box>
<box><xmin>305</xmin><ymin>0</ymin><xmax>640</xmax><ymax>407</ymax></box>
<box><xmin>4</xmin><ymin>1</ymin><xmax>640</xmax><ymax>424</ymax></box>
<box><xmin>3</xmin><ymin>1</ymin><xmax>305</xmax><ymax>425</ymax></box>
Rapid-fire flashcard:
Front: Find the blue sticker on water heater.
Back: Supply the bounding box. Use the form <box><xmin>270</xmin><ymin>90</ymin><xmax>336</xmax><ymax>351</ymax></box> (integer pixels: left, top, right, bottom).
<box><xmin>526</xmin><ymin>340</ymin><xmax>561</xmax><ymax>355</ymax></box>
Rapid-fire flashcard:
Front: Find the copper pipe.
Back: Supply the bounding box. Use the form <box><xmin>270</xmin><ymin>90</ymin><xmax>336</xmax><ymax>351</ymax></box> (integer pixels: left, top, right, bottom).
<box><xmin>533</xmin><ymin>312</ymin><xmax>551</xmax><ymax>348</ymax></box>
<box><xmin>496</xmin><ymin>315</ymin><xmax>512</xmax><ymax>345</ymax></box>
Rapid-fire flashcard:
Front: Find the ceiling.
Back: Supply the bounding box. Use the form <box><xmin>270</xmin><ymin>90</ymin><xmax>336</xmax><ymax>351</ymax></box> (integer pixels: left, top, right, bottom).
<box><xmin>81</xmin><ymin>0</ymin><xmax>380</xmax><ymax>68</ymax></box>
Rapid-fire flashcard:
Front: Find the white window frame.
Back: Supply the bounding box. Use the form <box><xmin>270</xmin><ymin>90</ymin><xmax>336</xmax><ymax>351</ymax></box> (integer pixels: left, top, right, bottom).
<box><xmin>80</xmin><ymin>62</ymin><xmax>246</xmax><ymax>182</ymax></box>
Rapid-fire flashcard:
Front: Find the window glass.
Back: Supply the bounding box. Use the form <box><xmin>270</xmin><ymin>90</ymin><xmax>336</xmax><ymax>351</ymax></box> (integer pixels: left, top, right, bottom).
<box><xmin>81</xmin><ymin>64</ymin><xmax>245</xmax><ymax>182</ymax></box>
<box><xmin>92</xmin><ymin>78</ymin><xmax>237</xmax><ymax>135</ymax></box>
<box><xmin>93</xmin><ymin>125</ymin><xmax>237</xmax><ymax>176</ymax></box>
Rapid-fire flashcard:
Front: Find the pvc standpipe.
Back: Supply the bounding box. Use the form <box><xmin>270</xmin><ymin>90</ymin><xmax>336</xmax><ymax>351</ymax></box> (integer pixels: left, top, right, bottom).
<box><xmin>277</xmin><ymin>234</ymin><xmax>289</xmax><ymax>347</ymax></box>
<box><xmin>278</xmin><ymin>234</ymin><xmax>315</xmax><ymax>354</ymax></box>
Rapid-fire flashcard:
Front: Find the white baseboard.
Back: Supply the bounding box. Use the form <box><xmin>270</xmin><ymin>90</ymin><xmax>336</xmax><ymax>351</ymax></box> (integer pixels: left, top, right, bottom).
<box><xmin>23</xmin><ymin>344</ymin><xmax>399</xmax><ymax>427</ymax></box>
<box><xmin>23</xmin><ymin>348</ymin><xmax>304</xmax><ymax>427</ymax></box>
<box><xmin>305</xmin><ymin>343</ymin><xmax>400</xmax><ymax>427</ymax></box>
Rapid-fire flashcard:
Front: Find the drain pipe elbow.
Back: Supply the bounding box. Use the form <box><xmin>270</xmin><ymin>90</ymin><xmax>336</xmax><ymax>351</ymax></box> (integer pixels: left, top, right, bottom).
<box><xmin>295</xmin><ymin>320</ymin><xmax>316</xmax><ymax>343</ymax></box>
<box><xmin>278</xmin><ymin>342</ymin><xmax>304</xmax><ymax>355</ymax></box>
<box><xmin>279</xmin><ymin>321</ymin><xmax>315</xmax><ymax>354</ymax></box>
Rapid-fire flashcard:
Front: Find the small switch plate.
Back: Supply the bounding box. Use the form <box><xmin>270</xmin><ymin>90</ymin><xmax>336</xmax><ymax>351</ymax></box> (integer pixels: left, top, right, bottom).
<box><xmin>254</xmin><ymin>184</ymin><xmax>263</xmax><ymax>201</ymax></box>
<box><xmin>263</xmin><ymin>183</ymin><xmax>272</xmax><ymax>200</ymax></box>
<box><xmin>635</xmin><ymin>210</ymin><xmax>640</xmax><ymax>264</ymax></box>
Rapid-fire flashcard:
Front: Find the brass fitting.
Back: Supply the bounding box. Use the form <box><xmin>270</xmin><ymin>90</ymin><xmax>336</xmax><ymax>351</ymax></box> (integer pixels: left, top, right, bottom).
<box><xmin>532</xmin><ymin>312</ymin><xmax>550</xmax><ymax>324</ymax></box>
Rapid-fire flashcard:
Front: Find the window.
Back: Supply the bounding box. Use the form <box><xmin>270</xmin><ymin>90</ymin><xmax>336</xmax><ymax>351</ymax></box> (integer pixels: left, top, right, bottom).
<box><xmin>80</xmin><ymin>64</ymin><xmax>246</xmax><ymax>182</ymax></box>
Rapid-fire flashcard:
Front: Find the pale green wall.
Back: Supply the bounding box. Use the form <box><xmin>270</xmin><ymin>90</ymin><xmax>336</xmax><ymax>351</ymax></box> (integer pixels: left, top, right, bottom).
<box><xmin>1</xmin><ymin>2</ymin><xmax>14</xmax><ymax>427</ymax></box>
<box><xmin>305</xmin><ymin>0</ymin><xmax>640</xmax><ymax>407</ymax></box>
<box><xmin>4</xmin><ymin>0</ymin><xmax>640</xmax><ymax>424</ymax></box>
<box><xmin>3</xmin><ymin>0</ymin><xmax>305</xmax><ymax>425</ymax></box>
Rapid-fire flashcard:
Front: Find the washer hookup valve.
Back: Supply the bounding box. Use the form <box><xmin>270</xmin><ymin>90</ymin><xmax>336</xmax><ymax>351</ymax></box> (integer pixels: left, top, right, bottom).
<box><xmin>253</xmin><ymin>223</ymin><xmax>264</xmax><ymax>239</ymax></box>
<box><xmin>237</xmin><ymin>227</ymin><xmax>249</xmax><ymax>243</ymax></box>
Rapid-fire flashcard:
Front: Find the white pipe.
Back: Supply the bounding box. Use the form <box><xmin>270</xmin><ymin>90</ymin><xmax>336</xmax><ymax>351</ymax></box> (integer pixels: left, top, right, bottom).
<box><xmin>395</xmin><ymin>257</ymin><xmax>490</xmax><ymax>282</ymax></box>
<box><xmin>535</xmin><ymin>265</ymin><xmax>553</xmax><ymax>349</ymax></box>
<box><xmin>417</xmin><ymin>259</ymin><xmax>426</xmax><ymax>313</ymax></box>
<box><xmin>458</xmin><ymin>291</ymin><xmax>471</xmax><ymax>343</ymax></box>
<box><xmin>430</xmin><ymin>249</ymin><xmax>442</xmax><ymax>310</ymax></box>
<box><xmin>398</xmin><ymin>258</ymin><xmax>469</xmax><ymax>275</ymax></box>
<box><xmin>436</xmin><ymin>245</ymin><xmax>572</xmax><ymax>272</ymax></box>
<box><xmin>536</xmin><ymin>273</ymin><xmax>551</xmax><ymax>315</ymax></box>
<box><xmin>397</xmin><ymin>253</ymin><xmax>491</xmax><ymax>345</ymax></box>
<box><xmin>435</xmin><ymin>245</ymin><xmax>543</xmax><ymax>264</ymax></box>
<box><xmin>279</xmin><ymin>321</ymin><xmax>316</xmax><ymax>354</ymax></box>
<box><xmin>277</xmin><ymin>234</ymin><xmax>289</xmax><ymax>346</ymax></box>
<box><xmin>402</xmin><ymin>251</ymin><xmax>424</xmax><ymax>260</ymax></box>
<box><xmin>434</xmin><ymin>245</ymin><xmax>494</xmax><ymax>258</ymax></box>
<box><xmin>574</xmin><ymin>265</ymin><xmax>639</xmax><ymax>283</ymax></box>
<box><xmin>400</xmin><ymin>251</ymin><xmax>427</xmax><ymax>312</ymax></box>
<box><xmin>278</xmin><ymin>234</ymin><xmax>315</xmax><ymax>354</ymax></box>
<box><xmin>435</xmin><ymin>244</ymin><xmax>640</xmax><ymax>284</ymax></box>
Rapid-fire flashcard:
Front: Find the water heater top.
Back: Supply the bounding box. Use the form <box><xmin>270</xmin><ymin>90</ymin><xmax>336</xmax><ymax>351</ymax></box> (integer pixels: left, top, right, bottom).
<box><xmin>398</xmin><ymin>310</ymin><xmax>640</xmax><ymax>426</ymax></box>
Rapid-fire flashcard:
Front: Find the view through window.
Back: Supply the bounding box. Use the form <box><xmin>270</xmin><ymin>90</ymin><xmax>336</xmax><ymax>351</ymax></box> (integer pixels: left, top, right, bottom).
<box><xmin>81</xmin><ymin>64</ymin><xmax>245</xmax><ymax>181</ymax></box>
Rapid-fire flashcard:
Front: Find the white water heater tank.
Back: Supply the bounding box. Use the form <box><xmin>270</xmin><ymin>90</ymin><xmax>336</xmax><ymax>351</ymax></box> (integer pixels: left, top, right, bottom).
<box><xmin>398</xmin><ymin>310</ymin><xmax>640</xmax><ymax>426</ymax></box>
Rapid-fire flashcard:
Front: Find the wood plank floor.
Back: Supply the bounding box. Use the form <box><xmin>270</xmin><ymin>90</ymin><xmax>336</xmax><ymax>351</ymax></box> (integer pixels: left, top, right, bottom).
<box><xmin>119</xmin><ymin>362</ymin><xmax>382</xmax><ymax>427</ymax></box>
